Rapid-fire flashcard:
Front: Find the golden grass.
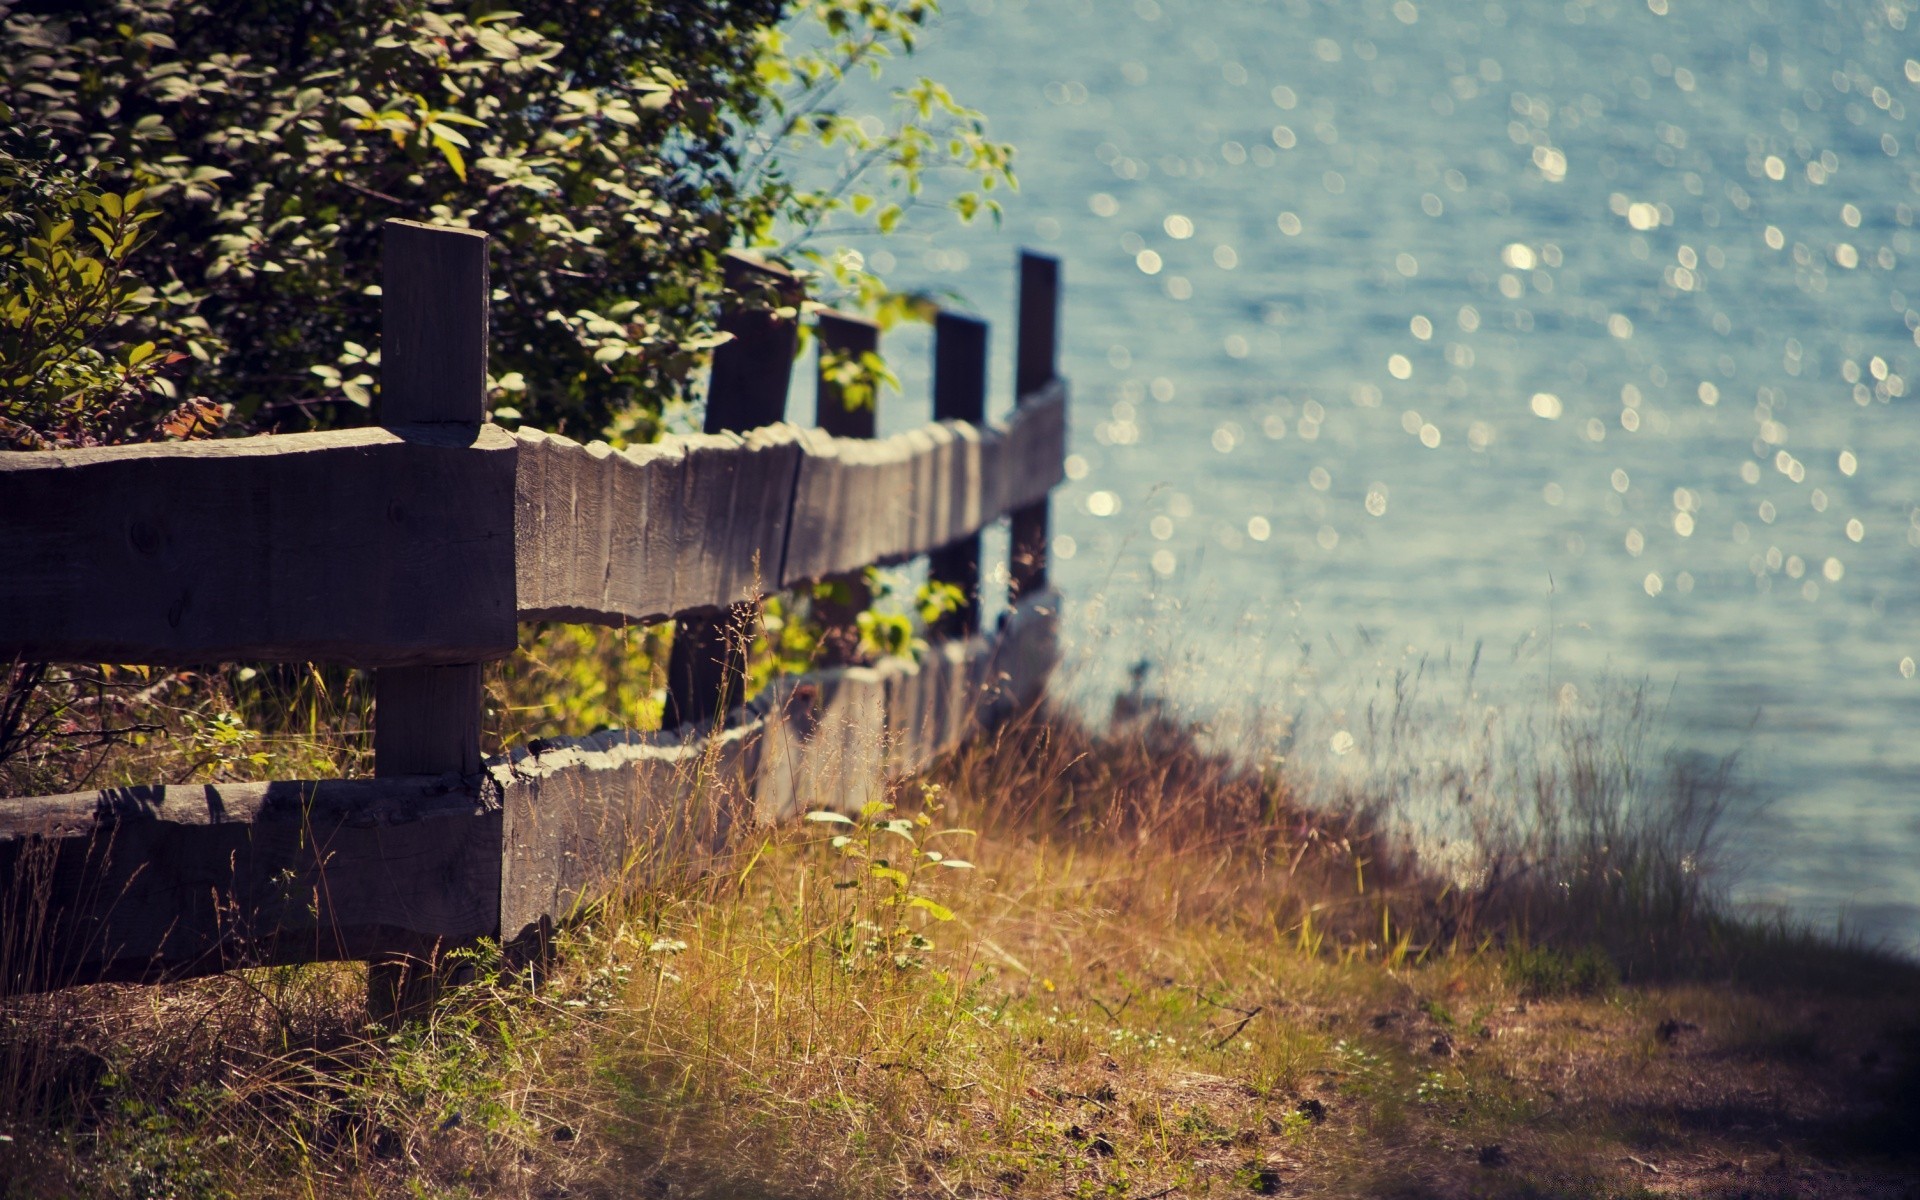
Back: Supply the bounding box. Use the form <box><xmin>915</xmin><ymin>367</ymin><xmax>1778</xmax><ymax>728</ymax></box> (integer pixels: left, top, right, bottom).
<box><xmin>2</xmin><ymin>704</ymin><xmax>1918</xmax><ymax>1199</ymax></box>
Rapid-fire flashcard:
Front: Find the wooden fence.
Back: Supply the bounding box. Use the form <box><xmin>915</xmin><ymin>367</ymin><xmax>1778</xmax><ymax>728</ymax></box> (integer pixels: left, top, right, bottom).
<box><xmin>0</xmin><ymin>220</ymin><xmax>1066</xmax><ymax>1004</ymax></box>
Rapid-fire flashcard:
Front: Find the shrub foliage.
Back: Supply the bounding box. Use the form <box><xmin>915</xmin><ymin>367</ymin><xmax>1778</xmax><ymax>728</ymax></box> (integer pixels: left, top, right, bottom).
<box><xmin>0</xmin><ymin>0</ymin><xmax>1011</xmax><ymax>446</ymax></box>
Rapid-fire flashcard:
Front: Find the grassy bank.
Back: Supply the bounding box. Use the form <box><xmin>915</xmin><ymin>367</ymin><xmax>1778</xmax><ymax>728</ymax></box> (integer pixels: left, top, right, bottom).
<box><xmin>2</xmin><ymin>700</ymin><xmax>1918</xmax><ymax>1199</ymax></box>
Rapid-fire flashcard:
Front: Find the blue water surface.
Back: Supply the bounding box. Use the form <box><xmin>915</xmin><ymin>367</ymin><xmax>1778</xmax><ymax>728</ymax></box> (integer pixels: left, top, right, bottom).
<box><xmin>830</xmin><ymin>0</ymin><xmax>1920</xmax><ymax>948</ymax></box>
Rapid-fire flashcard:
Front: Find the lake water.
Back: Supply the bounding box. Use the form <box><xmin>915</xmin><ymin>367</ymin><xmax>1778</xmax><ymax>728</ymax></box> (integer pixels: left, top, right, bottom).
<box><xmin>836</xmin><ymin>0</ymin><xmax>1920</xmax><ymax>949</ymax></box>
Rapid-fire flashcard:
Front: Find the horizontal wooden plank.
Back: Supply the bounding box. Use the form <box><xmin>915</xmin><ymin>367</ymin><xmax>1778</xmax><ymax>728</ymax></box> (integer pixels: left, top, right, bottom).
<box><xmin>513</xmin><ymin>425</ymin><xmax>804</xmax><ymax>626</ymax></box>
<box><xmin>0</xmin><ymin>776</ymin><xmax>501</xmax><ymax>991</ymax></box>
<box><xmin>754</xmin><ymin>666</ymin><xmax>892</xmax><ymax>824</ymax></box>
<box><xmin>0</xmin><ymin>425</ymin><xmax>518</xmax><ymax>668</ymax></box>
<box><xmin>494</xmin><ymin>718</ymin><xmax>766</xmax><ymax>945</ymax></box>
<box><xmin>983</xmin><ymin>586</ymin><xmax>1063</xmax><ymax>725</ymax></box>
<box><xmin>0</xmin><ymin>382</ymin><xmax>1062</xmax><ymax>665</ymax></box>
<box><xmin>515</xmin><ymin>382</ymin><xmax>1067</xmax><ymax>626</ymax></box>
<box><xmin>779</xmin><ymin>380</ymin><xmax>1068</xmax><ymax>587</ymax></box>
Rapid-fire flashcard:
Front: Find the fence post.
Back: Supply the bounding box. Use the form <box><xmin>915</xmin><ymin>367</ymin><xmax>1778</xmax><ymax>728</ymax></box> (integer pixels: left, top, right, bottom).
<box><xmin>369</xmin><ymin>218</ymin><xmax>490</xmax><ymax>1022</ymax></box>
<box><xmin>930</xmin><ymin>311</ymin><xmax>988</xmax><ymax>639</ymax></box>
<box><xmin>1010</xmin><ymin>251</ymin><xmax>1059</xmax><ymax>604</ymax></box>
<box><xmin>664</xmin><ymin>253</ymin><xmax>800</xmax><ymax>728</ymax></box>
<box><xmin>811</xmin><ymin>310</ymin><xmax>881</xmax><ymax>664</ymax></box>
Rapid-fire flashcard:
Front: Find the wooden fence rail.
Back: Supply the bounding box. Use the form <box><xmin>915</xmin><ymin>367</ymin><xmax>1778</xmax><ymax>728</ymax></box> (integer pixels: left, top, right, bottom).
<box><xmin>0</xmin><ymin>220</ymin><xmax>1066</xmax><ymax>1000</ymax></box>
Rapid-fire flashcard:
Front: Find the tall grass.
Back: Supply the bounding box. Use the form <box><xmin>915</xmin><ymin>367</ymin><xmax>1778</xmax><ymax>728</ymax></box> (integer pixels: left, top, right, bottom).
<box><xmin>2</xmin><ymin>643</ymin><xmax>1915</xmax><ymax>1196</ymax></box>
<box><xmin>1318</xmin><ymin>668</ymin><xmax>1745</xmax><ymax>977</ymax></box>
<box><xmin>1304</xmin><ymin>658</ymin><xmax>1920</xmax><ymax>986</ymax></box>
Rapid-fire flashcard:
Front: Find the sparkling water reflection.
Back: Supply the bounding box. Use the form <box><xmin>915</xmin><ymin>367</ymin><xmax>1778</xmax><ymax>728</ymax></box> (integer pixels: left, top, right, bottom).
<box><xmin>860</xmin><ymin>0</ymin><xmax>1920</xmax><ymax>949</ymax></box>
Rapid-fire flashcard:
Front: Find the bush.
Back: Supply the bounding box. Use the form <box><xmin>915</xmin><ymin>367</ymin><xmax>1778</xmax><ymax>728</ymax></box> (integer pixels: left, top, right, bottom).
<box><xmin>0</xmin><ymin>0</ymin><xmax>1011</xmax><ymax>442</ymax></box>
<box><xmin>0</xmin><ymin>104</ymin><xmax>202</xmax><ymax>448</ymax></box>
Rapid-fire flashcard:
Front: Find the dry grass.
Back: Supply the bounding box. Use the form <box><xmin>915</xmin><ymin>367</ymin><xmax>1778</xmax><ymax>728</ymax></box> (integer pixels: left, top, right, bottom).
<box><xmin>2</xmin><ymin>700</ymin><xmax>1919</xmax><ymax>1199</ymax></box>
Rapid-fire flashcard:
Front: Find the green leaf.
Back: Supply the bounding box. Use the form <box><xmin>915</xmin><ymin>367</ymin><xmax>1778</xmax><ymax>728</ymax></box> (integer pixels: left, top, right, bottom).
<box><xmin>869</xmin><ymin>864</ymin><xmax>909</xmax><ymax>888</ymax></box>
<box><xmin>804</xmin><ymin>811</ymin><xmax>854</xmax><ymax>825</ymax></box>
<box><xmin>907</xmin><ymin>896</ymin><xmax>954</xmax><ymax>921</ymax></box>
<box><xmin>433</xmin><ymin>136</ymin><xmax>468</xmax><ymax>181</ymax></box>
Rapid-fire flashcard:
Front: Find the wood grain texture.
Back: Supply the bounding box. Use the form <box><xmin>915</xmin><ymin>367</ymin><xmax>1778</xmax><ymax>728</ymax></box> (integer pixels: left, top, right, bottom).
<box><xmin>665</xmin><ymin>260</ymin><xmax>800</xmax><ymax>729</ymax></box>
<box><xmin>511</xmin><ymin>384</ymin><xmax>1065</xmax><ymax>628</ymax></box>
<box><xmin>704</xmin><ymin>252</ymin><xmax>802</xmax><ymax>433</ymax></box>
<box><xmin>494</xmin><ymin>719</ymin><xmax>765</xmax><ymax>945</ymax></box>
<box><xmin>0</xmin><ymin>386</ymin><xmax>1061</xmax><ymax>669</ymax></box>
<box><xmin>754</xmin><ymin>668</ymin><xmax>890</xmax><ymax>823</ymax></box>
<box><xmin>983</xmin><ymin>588</ymin><xmax>1062</xmax><ymax>724</ymax></box>
<box><xmin>0</xmin><ymin>776</ymin><xmax>501</xmax><ymax>992</ymax></box>
<box><xmin>375</xmin><ymin>664</ymin><xmax>484</xmax><ymax>776</ymax></box>
<box><xmin>513</xmin><ymin>425</ymin><xmax>804</xmax><ymax>626</ymax></box>
<box><xmin>373</xmin><ymin>219</ymin><xmax>492</xmax><ymax>808</ymax></box>
<box><xmin>812</xmin><ymin>311</ymin><xmax>881</xmax><ymax>665</ymax></box>
<box><xmin>779</xmin><ymin>381</ymin><xmax>1066</xmax><ymax>588</ymax></box>
<box><xmin>380</xmin><ymin>220</ymin><xmax>488</xmax><ymax>428</ymax></box>
<box><xmin>0</xmin><ymin>425</ymin><xmax>518</xmax><ymax>668</ymax></box>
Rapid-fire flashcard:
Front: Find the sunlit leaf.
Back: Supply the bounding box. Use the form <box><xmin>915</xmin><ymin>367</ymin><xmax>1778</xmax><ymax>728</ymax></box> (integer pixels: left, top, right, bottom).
<box><xmin>907</xmin><ymin>896</ymin><xmax>954</xmax><ymax>921</ymax></box>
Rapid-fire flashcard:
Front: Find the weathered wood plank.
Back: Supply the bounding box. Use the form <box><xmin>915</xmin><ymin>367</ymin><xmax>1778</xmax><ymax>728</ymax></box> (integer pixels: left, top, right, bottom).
<box><xmin>513</xmin><ymin>427</ymin><xmax>804</xmax><ymax>627</ymax></box>
<box><xmin>882</xmin><ymin>640</ymin><xmax>975</xmax><ymax>778</ymax></box>
<box><xmin>777</xmin><ymin>382</ymin><xmax>1067</xmax><ymax>588</ymax></box>
<box><xmin>703</xmin><ymin>252</ymin><xmax>802</xmax><ymax>434</ymax></box>
<box><xmin>0</xmin><ymin>425</ymin><xmax>518</xmax><ymax>668</ymax></box>
<box><xmin>495</xmin><ymin>720</ymin><xmax>764</xmax><ymax>946</ymax></box>
<box><xmin>380</xmin><ymin>220</ymin><xmax>489</xmax><ymax>429</ymax></box>
<box><xmin>0</xmin><ymin>777</ymin><xmax>501</xmax><ymax>993</ymax></box>
<box><xmin>492</xmin><ymin>591</ymin><xmax>1058</xmax><ymax>939</ymax></box>
<box><xmin>510</xmin><ymin>383</ymin><xmax>1064</xmax><ymax>630</ymax></box>
<box><xmin>754</xmin><ymin>668</ymin><xmax>890</xmax><ymax>823</ymax></box>
<box><xmin>984</xmin><ymin>587</ymin><xmax>1062</xmax><ymax>724</ymax></box>
<box><xmin>0</xmin><ymin>385</ymin><xmax>1061</xmax><ymax>670</ymax></box>
<box><xmin>375</xmin><ymin>665</ymin><xmax>485</xmax><ymax>778</ymax></box>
